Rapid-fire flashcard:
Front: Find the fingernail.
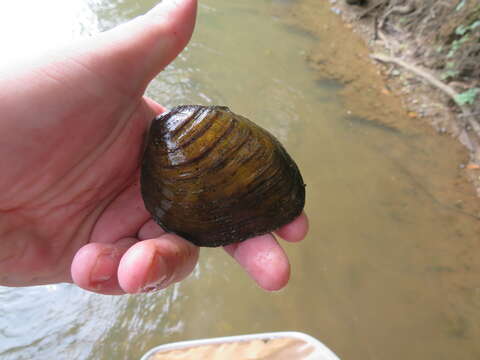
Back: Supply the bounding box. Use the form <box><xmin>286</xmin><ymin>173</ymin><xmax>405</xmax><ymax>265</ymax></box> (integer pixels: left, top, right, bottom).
<box><xmin>141</xmin><ymin>274</ymin><xmax>168</xmax><ymax>293</ymax></box>
<box><xmin>90</xmin><ymin>249</ymin><xmax>115</xmax><ymax>285</ymax></box>
<box><xmin>139</xmin><ymin>253</ymin><xmax>170</xmax><ymax>293</ymax></box>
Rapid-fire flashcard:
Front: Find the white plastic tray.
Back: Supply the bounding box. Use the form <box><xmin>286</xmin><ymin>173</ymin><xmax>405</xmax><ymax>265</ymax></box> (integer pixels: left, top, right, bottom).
<box><xmin>140</xmin><ymin>331</ymin><xmax>340</xmax><ymax>360</ymax></box>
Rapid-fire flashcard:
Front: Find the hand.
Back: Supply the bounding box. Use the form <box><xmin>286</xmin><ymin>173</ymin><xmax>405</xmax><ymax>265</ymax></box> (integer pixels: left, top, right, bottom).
<box><xmin>0</xmin><ymin>0</ymin><xmax>308</xmax><ymax>295</ymax></box>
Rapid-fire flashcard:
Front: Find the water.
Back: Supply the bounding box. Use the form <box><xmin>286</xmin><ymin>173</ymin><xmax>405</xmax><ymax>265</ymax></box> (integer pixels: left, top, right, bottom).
<box><xmin>1</xmin><ymin>1</ymin><xmax>480</xmax><ymax>359</ymax></box>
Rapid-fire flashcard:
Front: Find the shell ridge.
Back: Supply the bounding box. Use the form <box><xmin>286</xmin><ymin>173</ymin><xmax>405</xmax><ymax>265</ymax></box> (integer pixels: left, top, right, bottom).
<box><xmin>153</xmin><ymin>106</ymin><xmax>196</xmax><ymax>137</ymax></box>
<box><xmin>162</xmin><ymin>117</ymin><xmax>238</xmax><ymax>169</ymax></box>
<box><xmin>147</xmin><ymin>124</ymin><xmax>253</xmax><ymax>183</ymax></box>
<box><xmin>169</xmin><ymin>105</ymin><xmax>206</xmax><ymax>136</ymax></box>
<box><xmin>166</xmin><ymin>111</ymin><xmax>217</xmax><ymax>153</ymax></box>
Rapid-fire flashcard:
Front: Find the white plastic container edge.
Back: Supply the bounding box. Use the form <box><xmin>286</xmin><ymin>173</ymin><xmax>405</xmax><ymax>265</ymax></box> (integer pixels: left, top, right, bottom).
<box><xmin>140</xmin><ymin>331</ymin><xmax>340</xmax><ymax>360</ymax></box>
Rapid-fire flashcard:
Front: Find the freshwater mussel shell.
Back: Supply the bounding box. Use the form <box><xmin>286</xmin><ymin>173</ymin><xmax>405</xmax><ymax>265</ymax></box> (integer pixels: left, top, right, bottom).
<box><xmin>141</xmin><ymin>105</ymin><xmax>305</xmax><ymax>247</ymax></box>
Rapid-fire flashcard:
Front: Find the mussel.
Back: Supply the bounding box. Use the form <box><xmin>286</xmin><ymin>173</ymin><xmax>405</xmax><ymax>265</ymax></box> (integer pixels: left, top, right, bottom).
<box><xmin>140</xmin><ymin>105</ymin><xmax>305</xmax><ymax>247</ymax></box>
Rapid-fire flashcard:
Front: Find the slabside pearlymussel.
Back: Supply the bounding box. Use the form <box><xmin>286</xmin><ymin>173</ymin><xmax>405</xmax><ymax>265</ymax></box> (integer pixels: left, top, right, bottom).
<box><xmin>140</xmin><ymin>105</ymin><xmax>305</xmax><ymax>247</ymax></box>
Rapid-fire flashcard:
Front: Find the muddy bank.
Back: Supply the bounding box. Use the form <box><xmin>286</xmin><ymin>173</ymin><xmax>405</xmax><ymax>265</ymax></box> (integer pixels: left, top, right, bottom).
<box><xmin>274</xmin><ymin>0</ymin><xmax>480</xmax><ymax>200</ymax></box>
<box><xmin>334</xmin><ymin>0</ymin><xmax>480</xmax><ymax>190</ymax></box>
<box><xmin>302</xmin><ymin>0</ymin><xmax>480</xmax><ymax>194</ymax></box>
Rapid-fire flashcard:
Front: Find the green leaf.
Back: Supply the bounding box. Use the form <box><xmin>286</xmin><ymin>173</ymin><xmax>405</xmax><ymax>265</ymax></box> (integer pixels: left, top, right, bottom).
<box><xmin>456</xmin><ymin>0</ymin><xmax>466</xmax><ymax>11</ymax></box>
<box><xmin>454</xmin><ymin>88</ymin><xmax>480</xmax><ymax>106</ymax></box>
<box><xmin>459</xmin><ymin>34</ymin><xmax>470</xmax><ymax>43</ymax></box>
<box><xmin>441</xmin><ymin>69</ymin><xmax>459</xmax><ymax>80</ymax></box>
<box><xmin>455</xmin><ymin>25</ymin><xmax>468</xmax><ymax>35</ymax></box>
<box><xmin>446</xmin><ymin>61</ymin><xmax>456</xmax><ymax>69</ymax></box>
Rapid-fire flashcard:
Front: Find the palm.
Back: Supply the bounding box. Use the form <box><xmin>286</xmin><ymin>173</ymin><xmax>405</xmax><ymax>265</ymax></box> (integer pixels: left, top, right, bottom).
<box><xmin>0</xmin><ymin>59</ymin><xmax>157</xmax><ymax>283</ymax></box>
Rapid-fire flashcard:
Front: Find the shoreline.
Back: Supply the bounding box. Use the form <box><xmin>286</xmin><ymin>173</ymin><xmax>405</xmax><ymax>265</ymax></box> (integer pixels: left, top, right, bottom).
<box><xmin>327</xmin><ymin>1</ymin><xmax>480</xmax><ymax>196</ymax></box>
<box><xmin>280</xmin><ymin>0</ymin><xmax>480</xmax><ymax>201</ymax></box>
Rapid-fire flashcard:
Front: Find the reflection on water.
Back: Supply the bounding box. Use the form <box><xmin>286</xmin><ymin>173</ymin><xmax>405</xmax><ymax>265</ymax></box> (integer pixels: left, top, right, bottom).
<box><xmin>1</xmin><ymin>0</ymin><xmax>480</xmax><ymax>359</ymax></box>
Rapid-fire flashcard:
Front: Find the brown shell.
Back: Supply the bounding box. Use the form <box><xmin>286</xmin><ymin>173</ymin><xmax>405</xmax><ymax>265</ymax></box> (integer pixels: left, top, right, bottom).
<box><xmin>140</xmin><ymin>105</ymin><xmax>305</xmax><ymax>247</ymax></box>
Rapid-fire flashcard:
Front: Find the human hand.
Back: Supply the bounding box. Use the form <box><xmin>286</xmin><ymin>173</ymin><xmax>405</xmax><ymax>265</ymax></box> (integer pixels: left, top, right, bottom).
<box><xmin>0</xmin><ymin>0</ymin><xmax>308</xmax><ymax>295</ymax></box>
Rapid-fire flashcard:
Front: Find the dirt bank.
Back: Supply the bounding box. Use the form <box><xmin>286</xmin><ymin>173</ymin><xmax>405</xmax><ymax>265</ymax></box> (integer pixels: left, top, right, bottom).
<box><xmin>337</xmin><ymin>0</ymin><xmax>480</xmax><ymax>192</ymax></box>
<box><xmin>334</xmin><ymin>0</ymin><xmax>480</xmax><ymax>147</ymax></box>
<box><xmin>281</xmin><ymin>0</ymin><xmax>480</xmax><ymax>197</ymax></box>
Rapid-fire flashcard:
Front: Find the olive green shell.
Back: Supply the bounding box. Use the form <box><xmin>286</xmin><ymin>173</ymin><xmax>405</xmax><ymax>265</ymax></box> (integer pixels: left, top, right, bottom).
<box><xmin>140</xmin><ymin>105</ymin><xmax>305</xmax><ymax>247</ymax></box>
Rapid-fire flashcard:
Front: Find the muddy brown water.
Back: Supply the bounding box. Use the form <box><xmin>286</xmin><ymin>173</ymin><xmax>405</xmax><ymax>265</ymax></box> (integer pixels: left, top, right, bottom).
<box><xmin>1</xmin><ymin>1</ymin><xmax>480</xmax><ymax>359</ymax></box>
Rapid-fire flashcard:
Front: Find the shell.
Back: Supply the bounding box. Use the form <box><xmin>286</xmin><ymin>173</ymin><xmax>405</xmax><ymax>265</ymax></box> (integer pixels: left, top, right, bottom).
<box><xmin>140</xmin><ymin>105</ymin><xmax>305</xmax><ymax>247</ymax></box>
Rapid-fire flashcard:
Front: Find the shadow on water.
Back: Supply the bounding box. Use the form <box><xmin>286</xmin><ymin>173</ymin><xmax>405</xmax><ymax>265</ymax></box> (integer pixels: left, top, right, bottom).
<box><xmin>280</xmin><ymin>23</ymin><xmax>319</xmax><ymax>41</ymax></box>
<box><xmin>344</xmin><ymin>114</ymin><xmax>405</xmax><ymax>135</ymax></box>
<box><xmin>315</xmin><ymin>78</ymin><xmax>344</xmax><ymax>92</ymax></box>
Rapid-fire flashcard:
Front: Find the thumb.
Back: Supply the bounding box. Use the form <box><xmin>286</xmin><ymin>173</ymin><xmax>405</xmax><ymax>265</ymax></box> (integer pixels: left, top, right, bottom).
<box><xmin>71</xmin><ymin>0</ymin><xmax>197</xmax><ymax>94</ymax></box>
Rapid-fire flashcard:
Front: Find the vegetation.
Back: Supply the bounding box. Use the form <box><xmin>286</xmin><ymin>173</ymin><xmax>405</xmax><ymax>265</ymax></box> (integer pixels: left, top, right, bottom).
<box><xmin>355</xmin><ymin>0</ymin><xmax>479</xmax><ymax>133</ymax></box>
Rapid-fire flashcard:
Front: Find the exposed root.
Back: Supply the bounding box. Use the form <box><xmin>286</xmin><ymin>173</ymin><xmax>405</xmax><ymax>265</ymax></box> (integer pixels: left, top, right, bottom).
<box><xmin>371</xmin><ymin>53</ymin><xmax>458</xmax><ymax>99</ymax></box>
<box><xmin>379</xmin><ymin>1</ymin><xmax>416</xmax><ymax>32</ymax></box>
<box><xmin>371</xmin><ymin>53</ymin><xmax>480</xmax><ymax>157</ymax></box>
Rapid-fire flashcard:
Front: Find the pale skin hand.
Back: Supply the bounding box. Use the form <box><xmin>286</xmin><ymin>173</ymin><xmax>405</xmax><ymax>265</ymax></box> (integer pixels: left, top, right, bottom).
<box><xmin>0</xmin><ymin>0</ymin><xmax>309</xmax><ymax>295</ymax></box>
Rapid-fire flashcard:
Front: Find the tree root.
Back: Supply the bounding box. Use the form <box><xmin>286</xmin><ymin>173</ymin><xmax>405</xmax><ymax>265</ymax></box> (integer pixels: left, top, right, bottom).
<box><xmin>379</xmin><ymin>1</ymin><xmax>416</xmax><ymax>31</ymax></box>
<box><xmin>371</xmin><ymin>53</ymin><xmax>458</xmax><ymax>98</ymax></box>
<box><xmin>371</xmin><ymin>53</ymin><xmax>480</xmax><ymax>156</ymax></box>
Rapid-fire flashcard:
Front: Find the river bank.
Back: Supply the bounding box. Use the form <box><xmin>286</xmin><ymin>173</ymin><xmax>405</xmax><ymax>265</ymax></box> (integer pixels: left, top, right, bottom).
<box><xmin>284</xmin><ymin>0</ymin><xmax>480</xmax><ymax>197</ymax></box>
<box><xmin>274</xmin><ymin>0</ymin><xmax>480</xmax><ymax>218</ymax></box>
<box><xmin>334</xmin><ymin>0</ymin><xmax>480</xmax><ymax>195</ymax></box>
